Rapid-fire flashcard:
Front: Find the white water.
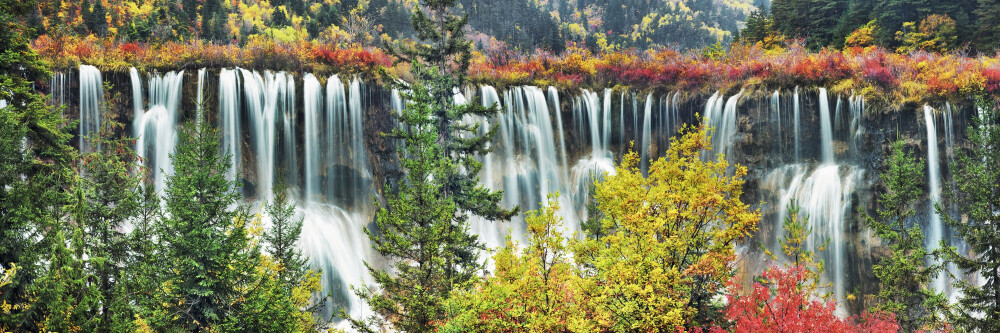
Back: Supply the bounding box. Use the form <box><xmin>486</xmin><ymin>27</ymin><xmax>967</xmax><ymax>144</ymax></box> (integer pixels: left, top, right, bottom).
<box><xmin>106</xmin><ymin>68</ymin><xmax>977</xmax><ymax>325</ymax></box>
<box><xmin>79</xmin><ymin>65</ymin><xmax>103</xmax><ymax>152</ymax></box>
<box><xmin>640</xmin><ymin>94</ymin><xmax>653</xmax><ymax>174</ymax></box>
<box><xmin>132</xmin><ymin>69</ymin><xmax>184</xmax><ymax>195</ymax></box>
<box><xmin>924</xmin><ymin>105</ymin><xmax>949</xmax><ymax>298</ymax></box>
<box><xmin>219</xmin><ymin>69</ymin><xmax>241</xmax><ymax>181</ymax></box>
<box><xmin>303</xmin><ymin>74</ymin><xmax>323</xmax><ymax>202</ymax></box>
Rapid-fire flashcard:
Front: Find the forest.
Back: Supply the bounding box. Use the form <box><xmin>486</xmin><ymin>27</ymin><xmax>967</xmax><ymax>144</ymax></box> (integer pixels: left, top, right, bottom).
<box><xmin>4</xmin><ymin>0</ymin><xmax>1000</xmax><ymax>332</ymax></box>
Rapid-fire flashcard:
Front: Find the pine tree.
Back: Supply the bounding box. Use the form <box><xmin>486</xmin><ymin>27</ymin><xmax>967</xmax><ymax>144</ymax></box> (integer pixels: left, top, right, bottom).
<box><xmin>861</xmin><ymin>140</ymin><xmax>946</xmax><ymax>332</ymax></box>
<box><xmin>153</xmin><ymin>121</ymin><xmax>253</xmax><ymax>330</ymax></box>
<box><xmin>0</xmin><ymin>0</ymin><xmax>74</xmax><ymax>329</ymax></box>
<box><xmin>352</xmin><ymin>69</ymin><xmax>470</xmax><ymax>332</ymax></box>
<box><xmin>975</xmin><ymin>0</ymin><xmax>1000</xmax><ymax>51</ymax></box>
<box><xmin>75</xmin><ymin>115</ymin><xmax>143</xmax><ymax>332</ymax></box>
<box><xmin>352</xmin><ymin>0</ymin><xmax>517</xmax><ymax>330</ymax></box>
<box><xmin>264</xmin><ymin>180</ymin><xmax>307</xmax><ymax>288</ymax></box>
<box><xmin>942</xmin><ymin>99</ymin><xmax>1000</xmax><ymax>330</ymax></box>
<box><xmin>388</xmin><ymin>0</ymin><xmax>516</xmax><ymax>224</ymax></box>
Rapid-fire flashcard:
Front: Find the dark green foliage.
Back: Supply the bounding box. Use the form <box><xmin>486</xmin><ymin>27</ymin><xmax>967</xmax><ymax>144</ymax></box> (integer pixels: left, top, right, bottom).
<box><xmin>85</xmin><ymin>0</ymin><xmax>108</xmax><ymax>36</ymax></box>
<box><xmin>738</xmin><ymin>5</ymin><xmax>776</xmax><ymax>44</ymax></box>
<box><xmin>942</xmin><ymin>100</ymin><xmax>1000</xmax><ymax>331</ymax></box>
<box><xmin>0</xmin><ymin>0</ymin><xmax>74</xmax><ymax>329</ymax></box>
<box><xmin>862</xmin><ymin>140</ymin><xmax>946</xmax><ymax>332</ymax></box>
<box><xmin>354</xmin><ymin>1</ymin><xmax>517</xmax><ymax>330</ymax></box>
<box><xmin>70</xmin><ymin>113</ymin><xmax>144</xmax><ymax>332</ymax></box>
<box><xmin>153</xmin><ymin>122</ymin><xmax>254</xmax><ymax>330</ymax></box>
<box><xmin>265</xmin><ymin>180</ymin><xmax>307</xmax><ymax>287</ymax></box>
<box><xmin>462</xmin><ymin>0</ymin><xmax>564</xmax><ymax>52</ymax></box>
<box><xmin>975</xmin><ymin>0</ymin><xmax>1000</xmax><ymax>51</ymax></box>
<box><xmin>352</xmin><ymin>74</ymin><xmax>471</xmax><ymax>332</ymax></box>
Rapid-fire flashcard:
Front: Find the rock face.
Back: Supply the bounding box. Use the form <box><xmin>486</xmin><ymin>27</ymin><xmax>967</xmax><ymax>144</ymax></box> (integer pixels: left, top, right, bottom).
<box><xmin>60</xmin><ymin>66</ymin><xmax>973</xmax><ymax>318</ymax></box>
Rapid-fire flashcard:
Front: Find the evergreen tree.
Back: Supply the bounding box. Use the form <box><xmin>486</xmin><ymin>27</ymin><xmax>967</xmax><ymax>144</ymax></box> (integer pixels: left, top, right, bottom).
<box><xmin>75</xmin><ymin>115</ymin><xmax>143</xmax><ymax>333</ymax></box>
<box><xmin>738</xmin><ymin>5</ymin><xmax>776</xmax><ymax>45</ymax></box>
<box><xmin>0</xmin><ymin>0</ymin><xmax>74</xmax><ymax>329</ymax></box>
<box><xmin>861</xmin><ymin>140</ymin><xmax>947</xmax><ymax>332</ymax></box>
<box><xmin>352</xmin><ymin>68</ymin><xmax>471</xmax><ymax>332</ymax></box>
<box><xmin>265</xmin><ymin>180</ymin><xmax>307</xmax><ymax>288</ymax></box>
<box><xmin>975</xmin><ymin>0</ymin><xmax>1000</xmax><ymax>51</ymax></box>
<box><xmin>942</xmin><ymin>99</ymin><xmax>1000</xmax><ymax>330</ymax></box>
<box><xmin>152</xmin><ymin>122</ymin><xmax>253</xmax><ymax>330</ymax></box>
<box><xmin>352</xmin><ymin>0</ymin><xmax>518</xmax><ymax>329</ymax></box>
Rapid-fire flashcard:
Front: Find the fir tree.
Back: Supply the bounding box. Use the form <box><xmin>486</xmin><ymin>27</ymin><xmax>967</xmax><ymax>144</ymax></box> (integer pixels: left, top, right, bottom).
<box><xmin>942</xmin><ymin>99</ymin><xmax>1000</xmax><ymax>330</ymax></box>
<box><xmin>153</xmin><ymin>121</ymin><xmax>253</xmax><ymax>330</ymax></box>
<box><xmin>861</xmin><ymin>140</ymin><xmax>946</xmax><ymax>332</ymax></box>
<box><xmin>75</xmin><ymin>114</ymin><xmax>143</xmax><ymax>333</ymax></box>
<box><xmin>264</xmin><ymin>179</ymin><xmax>307</xmax><ymax>288</ymax></box>
<box><xmin>352</xmin><ymin>68</ymin><xmax>470</xmax><ymax>332</ymax></box>
<box><xmin>0</xmin><ymin>0</ymin><xmax>74</xmax><ymax>329</ymax></box>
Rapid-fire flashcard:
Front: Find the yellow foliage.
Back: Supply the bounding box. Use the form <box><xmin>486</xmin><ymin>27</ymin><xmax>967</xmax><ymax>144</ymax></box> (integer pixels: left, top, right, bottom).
<box><xmin>573</xmin><ymin>124</ymin><xmax>761</xmax><ymax>331</ymax></box>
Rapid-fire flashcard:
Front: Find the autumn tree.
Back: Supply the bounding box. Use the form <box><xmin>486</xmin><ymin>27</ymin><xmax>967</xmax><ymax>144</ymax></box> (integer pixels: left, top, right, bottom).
<box><xmin>440</xmin><ymin>195</ymin><xmax>594</xmax><ymax>332</ymax></box>
<box><xmin>722</xmin><ymin>264</ymin><xmax>900</xmax><ymax>333</ymax></box>
<box><xmin>941</xmin><ymin>99</ymin><xmax>1000</xmax><ymax>330</ymax></box>
<box><xmin>572</xmin><ymin>124</ymin><xmax>761</xmax><ymax>330</ymax></box>
<box><xmin>895</xmin><ymin>14</ymin><xmax>959</xmax><ymax>54</ymax></box>
<box><xmin>861</xmin><ymin>140</ymin><xmax>947</xmax><ymax>332</ymax></box>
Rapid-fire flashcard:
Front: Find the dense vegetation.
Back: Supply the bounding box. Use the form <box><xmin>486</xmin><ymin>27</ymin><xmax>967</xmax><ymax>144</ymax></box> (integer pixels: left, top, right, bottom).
<box><xmin>6</xmin><ymin>0</ymin><xmax>1000</xmax><ymax>332</ymax></box>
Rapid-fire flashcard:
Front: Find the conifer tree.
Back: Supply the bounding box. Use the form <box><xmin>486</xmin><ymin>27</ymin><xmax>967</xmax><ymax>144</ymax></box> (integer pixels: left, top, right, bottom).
<box><xmin>74</xmin><ymin>115</ymin><xmax>143</xmax><ymax>332</ymax></box>
<box><xmin>387</xmin><ymin>0</ymin><xmax>517</xmax><ymax>222</ymax></box>
<box><xmin>352</xmin><ymin>70</ymin><xmax>471</xmax><ymax>333</ymax></box>
<box><xmin>942</xmin><ymin>99</ymin><xmax>1000</xmax><ymax>330</ymax></box>
<box><xmin>265</xmin><ymin>179</ymin><xmax>308</xmax><ymax>288</ymax></box>
<box><xmin>0</xmin><ymin>0</ymin><xmax>74</xmax><ymax>329</ymax></box>
<box><xmin>353</xmin><ymin>0</ymin><xmax>516</xmax><ymax>330</ymax></box>
<box><xmin>153</xmin><ymin>121</ymin><xmax>254</xmax><ymax>330</ymax></box>
<box><xmin>861</xmin><ymin>140</ymin><xmax>946</xmax><ymax>332</ymax></box>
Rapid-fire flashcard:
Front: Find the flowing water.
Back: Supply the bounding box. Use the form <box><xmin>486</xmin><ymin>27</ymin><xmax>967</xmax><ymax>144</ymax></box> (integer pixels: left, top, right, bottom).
<box><xmin>53</xmin><ymin>68</ymin><xmax>976</xmax><ymax>324</ymax></box>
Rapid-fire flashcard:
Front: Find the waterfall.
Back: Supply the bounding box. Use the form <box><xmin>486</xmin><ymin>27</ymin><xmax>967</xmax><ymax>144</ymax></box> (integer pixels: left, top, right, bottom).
<box><xmin>219</xmin><ymin>69</ymin><xmax>241</xmax><ymax>181</ymax></box>
<box><xmin>282</xmin><ymin>78</ymin><xmax>298</xmax><ymax>191</ymax></box>
<box><xmin>772</xmin><ymin>90</ymin><xmax>782</xmax><ymax>156</ymax></box>
<box><xmin>303</xmin><ymin>74</ymin><xmax>323</xmax><ymax>202</ymax></box>
<box><xmin>641</xmin><ymin>93</ymin><xmax>653</xmax><ymax>174</ymax></box>
<box><xmin>794</xmin><ymin>86</ymin><xmax>801</xmax><ymax>162</ymax></box>
<box><xmin>819</xmin><ymin>88</ymin><xmax>834</xmax><ymax>164</ymax></box>
<box><xmin>133</xmin><ymin>69</ymin><xmax>184</xmax><ymax>195</ymax></box>
<box><xmin>325</xmin><ymin>75</ymin><xmax>346</xmax><ymax>203</ymax></box>
<box><xmin>924</xmin><ymin>105</ymin><xmax>949</xmax><ymax>298</ymax></box>
<box><xmin>196</xmin><ymin>68</ymin><xmax>206</xmax><ymax>131</ymax></box>
<box><xmin>242</xmin><ymin>69</ymin><xmax>293</xmax><ymax>201</ymax></box>
<box><xmin>704</xmin><ymin>91</ymin><xmax>743</xmax><ymax>160</ymax></box>
<box><xmin>549</xmin><ymin>86</ymin><xmax>569</xmax><ymax>174</ymax></box>
<box><xmin>79</xmin><ymin>65</ymin><xmax>103</xmax><ymax>152</ymax></box>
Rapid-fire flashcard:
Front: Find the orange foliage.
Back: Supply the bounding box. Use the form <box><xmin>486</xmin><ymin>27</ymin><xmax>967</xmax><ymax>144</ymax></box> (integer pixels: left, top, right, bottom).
<box><xmin>31</xmin><ymin>35</ymin><xmax>1000</xmax><ymax>108</ymax></box>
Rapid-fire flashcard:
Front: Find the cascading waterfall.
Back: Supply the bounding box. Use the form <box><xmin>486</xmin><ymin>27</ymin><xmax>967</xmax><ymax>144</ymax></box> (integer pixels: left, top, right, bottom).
<box><xmin>303</xmin><ymin>74</ymin><xmax>323</xmax><ymax>202</ymax></box>
<box><xmin>703</xmin><ymin>91</ymin><xmax>743</xmax><ymax>160</ymax></box>
<box><xmin>133</xmin><ymin>69</ymin><xmax>184</xmax><ymax>195</ymax></box>
<box><xmin>79</xmin><ymin>65</ymin><xmax>104</xmax><ymax>152</ymax></box>
<box><xmin>772</xmin><ymin>90</ymin><xmax>782</xmax><ymax>156</ymax></box>
<box><xmin>794</xmin><ymin>86</ymin><xmax>801</xmax><ymax>162</ymax></box>
<box><xmin>242</xmin><ymin>69</ymin><xmax>295</xmax><ymax>201</ymax></box>
<box><xmin>219</xmin><ymin>69</ymin><xmax>241</xmax><ymax>181</ymax></box>
<box><xmin>549</xmin><ymin>86</ymin><xmax>569</xmax><ymax>174</ymax></box>
<box><xmin>641</xmin><ymin>93</ymin><xmax>653</xmax><ymax>174</ymax></box>
<box><xmin>763</xmin><ymin>88</ymin><xmax>863</xmax><ymax>315</ymax></box>
<box><xmin>819</xmin><ymin>88</ymin><xmax>834</xmax><ymax>164</ymax></box>
<box><xmin>84</xmin><ymin>66</ymin><xmax>977</xmax><ymax>325</ymax></box>
<box><xmin>924</xmin><ymin>105</ymin><xmax>950</xmax><ymax>298</ymax></box>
